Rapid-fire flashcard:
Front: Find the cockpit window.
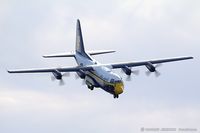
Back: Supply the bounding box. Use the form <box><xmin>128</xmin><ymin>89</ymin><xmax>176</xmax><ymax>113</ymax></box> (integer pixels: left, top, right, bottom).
<box><xmin>115</xmin><ymin>80</ymin><xmax>121</xmax><ymax>83</ymax></box>
<box><xmin>110</xmin><ymin>79</ymin><xmax>115</xmax><ymax>83</ymax></box>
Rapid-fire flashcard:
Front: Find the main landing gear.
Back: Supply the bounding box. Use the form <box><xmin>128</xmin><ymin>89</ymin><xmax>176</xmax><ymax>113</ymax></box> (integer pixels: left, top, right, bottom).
<box><xmin>87</xmin><ymin>85</ymin><xmax>94</xmax><ymax>90</ymax></box>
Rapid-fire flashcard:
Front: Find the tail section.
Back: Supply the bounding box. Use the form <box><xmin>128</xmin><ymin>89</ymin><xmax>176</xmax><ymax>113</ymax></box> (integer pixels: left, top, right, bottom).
<box><xmin>42</xmin><ymin>20</ymin><xmax>115</xmax><ymax>59</ymax></box>
<box><xmin>76</xmin><ymin>19</ymin><xmax>86</xmax><ymax>55</ymax></box>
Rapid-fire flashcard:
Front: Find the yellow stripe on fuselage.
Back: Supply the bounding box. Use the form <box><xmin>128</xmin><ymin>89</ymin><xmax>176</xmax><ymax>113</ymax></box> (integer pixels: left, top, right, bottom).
<box><xmin>87</xmin><ymin>71</ymin><xmax>124</xmax><ymax>95</ymax></box>
<box><xmin>114</xmin><ymin>82</ymin><xmax>124</xmax><ymax>95</ymax></box>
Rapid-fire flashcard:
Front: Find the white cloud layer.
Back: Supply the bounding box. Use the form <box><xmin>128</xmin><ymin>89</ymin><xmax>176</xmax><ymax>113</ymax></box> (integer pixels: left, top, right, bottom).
<box><xmin>0</xmin><ymin>88</ymin><xmax>199</xmax><ymax>133</ymax></box>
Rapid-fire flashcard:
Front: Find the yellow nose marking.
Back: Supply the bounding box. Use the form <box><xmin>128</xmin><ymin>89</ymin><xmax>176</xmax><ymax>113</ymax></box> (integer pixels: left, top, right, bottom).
<box><xmin>114</xmin><ymin>82</ymin><xmax>124</xmax><ymax>95</ymax></box>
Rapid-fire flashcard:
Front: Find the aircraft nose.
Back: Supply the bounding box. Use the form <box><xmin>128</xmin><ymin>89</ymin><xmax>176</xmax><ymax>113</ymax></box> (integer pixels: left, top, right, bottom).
<box><xmin>114</xmin><ymin>82</ymin><xmax>124</xmax><ymax>95</ymax></box>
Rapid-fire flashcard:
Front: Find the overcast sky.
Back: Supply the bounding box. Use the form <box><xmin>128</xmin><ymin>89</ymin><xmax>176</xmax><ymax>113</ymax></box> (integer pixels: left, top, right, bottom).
<box><xmin>0</xmin><ymin>0</ymin><xmax>200</xmax><ymax>133</ymax></box>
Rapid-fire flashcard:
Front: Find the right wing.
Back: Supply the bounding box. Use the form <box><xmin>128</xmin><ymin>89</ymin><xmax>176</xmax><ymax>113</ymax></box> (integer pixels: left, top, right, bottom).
<box><xmin>109</xmin><ymin>56</ymin><xmax>193</xmax><ymax>69</ymax></box>
<box><xmin>7</xmin><ymin>66</ymin><xmax>94</xmax><ymax>73</ymax></box>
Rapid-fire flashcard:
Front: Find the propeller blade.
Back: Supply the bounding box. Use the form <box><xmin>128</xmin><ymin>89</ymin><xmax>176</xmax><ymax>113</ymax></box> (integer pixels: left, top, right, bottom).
<box><xmin>82</xmin><ymin>80</ymin><xmax>86</xmax><ymax>85</ymax></box>
<box><xmin>120</xmin><ymin>69</ymin><xmax>124</xmax><ymax>74</ymax></box>
<box><xmin>131</xmin><ymin>70</ymin><xmax>139</xmax><ymax>75</ymax></box>
<box><xmin>145</xmin><ymin>64</ymin><xmax>162</xmax><ymax>77</ymax></box>
<box><xmin>59</xmin><ymin>79</ymin><xmax>65</xmax><ymax>86</ymax></box>
<box><xmin>155</xmin><ymin>71</ymin><xmax>161</xmax><ymax>77</ymax></box>
<box><xmin>145</xmin><ymin>71</ymin><xmax>151</xmax><ymax>76</ymax></box>
<box><xmin>155</xmin><ymin>64</ymin><xmax>162</xmax><ymax>68</ymax></box>
<box><xmin>126</xmin><ymin>75</ymin><xmax>132</xmax><ymax>81</ymax></box>
<box><xmin>75</xmin><ymin>74</ymin><xmax>80</xmax><ymax>79</ymax></box>
<box><xmin>51</xmin><ymin>76</ymin><xmax>56</xmax><ymax>81</ymax></box>
<box><xmin>121</xmin><ymin>68</ymin><xmax>139</xmax><ymax>76</ymax></box>
<box><xmin>62</xmin><ymin>72</ymin><xmax>70</xmax><ymax>77</ymax></box>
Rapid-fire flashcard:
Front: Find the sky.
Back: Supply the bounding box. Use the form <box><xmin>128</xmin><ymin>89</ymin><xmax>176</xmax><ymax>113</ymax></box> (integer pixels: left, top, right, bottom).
<box><xmin>0</xmin><ymin>0</ymin><xmax>200</xmax><ymax>133</ymax></box>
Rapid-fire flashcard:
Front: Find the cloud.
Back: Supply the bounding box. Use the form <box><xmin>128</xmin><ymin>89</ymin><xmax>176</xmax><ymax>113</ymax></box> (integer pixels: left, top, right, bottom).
<box><xmin>0</xmin><ymin>87</ymin><xmax>199</xmax><ymax>133</ymax></box>
<box><xmin>0</xmin><ymin>87</ymin><xmax>97</xmax><ymax>114</ymax></box>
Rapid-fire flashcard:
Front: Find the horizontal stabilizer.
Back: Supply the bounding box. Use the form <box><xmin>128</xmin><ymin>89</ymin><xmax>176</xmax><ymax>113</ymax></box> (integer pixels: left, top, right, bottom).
<box><xmin>43</xmin><ymin>50</ymin><xmax>115</xmax><ymax>58</ymax></box>
<box><xmin>43</xmin><ymin>52</ymin><xmax>75</xmax><ymax>58</ymax></box>
<box><xmin>88</xmin><ymin>50</ymin><xmax>116</xmax><ymax>55</ymax></box>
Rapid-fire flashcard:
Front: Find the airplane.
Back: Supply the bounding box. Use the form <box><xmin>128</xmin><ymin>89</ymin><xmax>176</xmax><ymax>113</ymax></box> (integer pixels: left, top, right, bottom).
<box><xmin>8</xmin><ymin>19</ymin><xmax>193</xmax><ymax>98</ymax></box>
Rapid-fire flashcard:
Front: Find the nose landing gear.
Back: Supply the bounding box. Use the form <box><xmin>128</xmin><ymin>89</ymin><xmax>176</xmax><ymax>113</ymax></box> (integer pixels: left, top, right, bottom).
<box><xmin>113</xmin><ymin>94</ymin><xmax>119</xmax><ymax>98</ymax></box>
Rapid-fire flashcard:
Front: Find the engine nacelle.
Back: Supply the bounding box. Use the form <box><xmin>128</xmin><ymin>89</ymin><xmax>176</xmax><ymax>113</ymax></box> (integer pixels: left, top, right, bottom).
<box><xmin>52</xmin><ymin>70</ymin><xmax>62</xmax><ymax>80</ymax></box>
<box><xmin>121</xmin><ymin>66</ymin><xmax>132</xmax><ymax>75</ymax></box>
<box><xmin>76</xmin><ymin>70</ymin><xmax>86</xmax><ymax>79</ymax></box>
<box><xmin>145</xmin><ymin>62</ymin><xmax>155</xmax><ymax>72</ymax></box>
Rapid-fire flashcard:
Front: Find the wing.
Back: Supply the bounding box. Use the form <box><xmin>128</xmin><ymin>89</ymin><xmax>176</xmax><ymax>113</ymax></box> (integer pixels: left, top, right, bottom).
<box><xmin>109</xmin><ymin>56</ymin><xmax>193</xmax><ymax>69</ymax></box>
<box><xmin>8</xmin><ymin>56</ymin><xmax>193</xmax><ymax>73</ymax></box>
<box><xmin>7</xmin><ymin>66</ymin><xmax>93</xmax><ymax>73</ymax></box>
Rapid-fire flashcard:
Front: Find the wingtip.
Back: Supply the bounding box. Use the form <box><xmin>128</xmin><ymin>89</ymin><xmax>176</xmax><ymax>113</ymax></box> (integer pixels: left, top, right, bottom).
<box><xmin>186</xmin><ymin>56</ymin><xmax>194</xmax><ymax>60</ymax></box>
<box><xmin>7</xmin><ymin>69</ymin><xmax>11</xmax><ymax>73</ymax></box>
<box><xmin>42</xmin><ymin>54</ymin><xmax>52</xmax><ymax>58</ymax></box>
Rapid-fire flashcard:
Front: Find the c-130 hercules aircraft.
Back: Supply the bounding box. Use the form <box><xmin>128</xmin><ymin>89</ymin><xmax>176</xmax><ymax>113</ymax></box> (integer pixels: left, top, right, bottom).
<box><xmin>8</xmin><ymin>19</ymin><xmax>193</xmax><ymax>98</ymax></box>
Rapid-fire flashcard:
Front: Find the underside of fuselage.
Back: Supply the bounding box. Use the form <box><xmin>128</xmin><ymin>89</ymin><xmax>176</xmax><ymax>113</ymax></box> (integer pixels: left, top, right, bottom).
<box><xmin>77</xmin><ymin>57</ymin><xmax>123</xmax><ymax>98</ymax></box>
<box><xmin>74</xmin><ymin>51</ymin><xmax>124</xmax><ymax>98</ymax></box>
<box><xmin>86</xmin><ymin>71</ymin><xmax>123</xmax><ymax>98</ymax></box>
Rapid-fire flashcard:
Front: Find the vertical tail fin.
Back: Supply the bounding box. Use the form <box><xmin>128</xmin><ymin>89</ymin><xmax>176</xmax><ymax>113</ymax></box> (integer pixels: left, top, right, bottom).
<box><xmin>76</xmin><ymin>19</ymin><xmax>86</xmax><ymax>55</ymax></box>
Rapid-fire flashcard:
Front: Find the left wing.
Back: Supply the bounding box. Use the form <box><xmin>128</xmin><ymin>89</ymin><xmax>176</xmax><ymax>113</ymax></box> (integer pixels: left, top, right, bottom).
<box><xmin>109</xmin><ymin>56</ymin><xmax>193</xmax><ymax>69</ymax></box>
<box><xmin>8</xmin><ymin>66</ymin><xmax>93</xmax><ymax>73</ymax></box>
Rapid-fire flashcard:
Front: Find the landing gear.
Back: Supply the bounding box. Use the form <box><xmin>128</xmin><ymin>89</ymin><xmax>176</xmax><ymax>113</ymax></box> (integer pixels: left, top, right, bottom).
<box><xmin>87</xmin><ymin>85</ymin><xmax>94</xmax><ymax>90</ymax></box>
<box><xmin>113</xmin><ymin>94</ymin><xmax>119</xmax><ymax>98</ymax></box>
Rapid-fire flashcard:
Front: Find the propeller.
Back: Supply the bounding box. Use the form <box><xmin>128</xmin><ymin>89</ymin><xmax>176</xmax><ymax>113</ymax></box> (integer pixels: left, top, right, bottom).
<box><xmin>59</xmin><ymin>72</ymin><xmax>70</xmax><ymax>86</ymax></box>
<box><xmin>126</xmin><ymin>70</ymin><xmax>140</xmax><ymax>81</ymax></box>
<box><xmin>126</xmin><ymin>75</ymin><xmax>132</xmax><ymax>81</ymax></box>
<box><xmin>75</xmin><ymin>73</ymin><xmax>80</xmax><ymax>79</ymax></box>
<box><xmin>62</xmin><ymin>72</ymin><xmax>70</xmax><ymax>77</ymax></box>
<box><xmin>82</xmin><ymin>79</ymin><xmax>86</xmax><ymax>85</ymax></box>
<box><xmin>59</xmin><ymin>79</ymin><xmax>65</xmax><ymax>86</ymax></box>
<box><xmin>51</xmin><ymin>72</ymin><xmax>70</xmax><ymax>86</ymax></box>
<box><xmin>73</xmin><ymin>74</ymin><xmax>86</xmax><ymax>85</ymax></box>
<box><xmin>131</xmin><ymin>70</ymin><xmax>140</xmax><ymax>76</ymax></box>
<box><xmin>51</xmin><ymin>75</ymin><xmax>56</xmax><ymax>81</ymax></box>
<box><xmin>145</xmin><ymin>64</ymin><xmax>162</xmax><ymax>77</ymax></box>
<box><xmin>121</xmin><ymin>67</ymin><xmax>139</xmax><ymax>81</ymax></box>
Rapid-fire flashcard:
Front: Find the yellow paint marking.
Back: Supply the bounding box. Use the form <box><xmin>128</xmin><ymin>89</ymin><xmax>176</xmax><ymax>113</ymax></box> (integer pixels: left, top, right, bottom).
<box><xmin>114</xmin><ymin>82</ymin><xmax>124</xmax><ymax>95</ymax></box>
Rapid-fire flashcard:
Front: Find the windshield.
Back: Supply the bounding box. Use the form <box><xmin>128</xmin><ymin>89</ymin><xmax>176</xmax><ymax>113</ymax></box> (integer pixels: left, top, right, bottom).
<box><xmin>115</xmin><ymin>80</ymin><xmax>122</xmax><ymax>83</ymax></box>
<box><xmin>110</xmin><ymin>79</ymin><xmax>121</xmax><ymax>83</ymax></box>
